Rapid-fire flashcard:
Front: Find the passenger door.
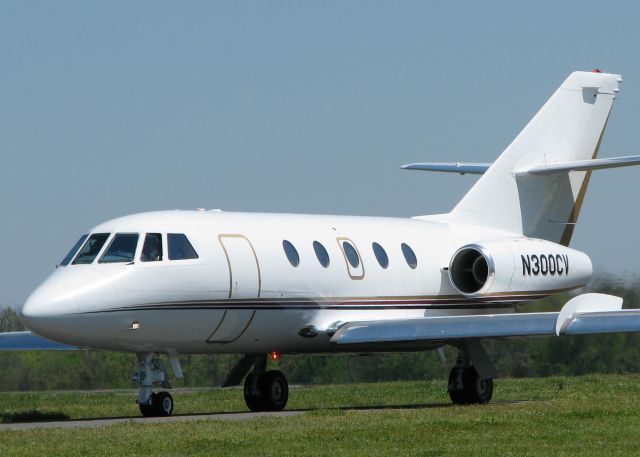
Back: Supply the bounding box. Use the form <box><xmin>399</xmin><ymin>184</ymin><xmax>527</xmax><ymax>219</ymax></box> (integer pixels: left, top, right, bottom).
<box><xmin>207</xmin><ymin>235</ymin><xmax>261</xmax><ymax>343</ymax></box>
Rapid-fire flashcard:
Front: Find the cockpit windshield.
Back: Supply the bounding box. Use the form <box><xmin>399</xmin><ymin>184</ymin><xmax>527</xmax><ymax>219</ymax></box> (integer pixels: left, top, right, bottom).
<box><xmin>59</xmin><ymin>234</ymin><xmax>88</xmax><ymax>266</ymax></box>
<box><xmin>73</xmin><ymin>233</ymin><xmax>110</xmax><ymax>264</ymax></box>
<box><xmin>168</xmin><ymin>233</ymin><xmax>199</xmax><ymax>260</ymax></box>
<box><xmin>99</xmin><ymin>233</ymin><xmax>139</xmax><ymax>263</ymax></box>
<box><xmin>141</xmin><ymin>233</ymin><xmax>163</xmax><ymax>262</ymax></box>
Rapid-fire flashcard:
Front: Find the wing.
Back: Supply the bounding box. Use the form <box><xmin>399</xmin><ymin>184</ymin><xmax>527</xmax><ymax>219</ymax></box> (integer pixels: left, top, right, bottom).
<box><xmin>331</xmin><ymin>293</ymin><xmax>640</xmax><ymax>347</ymax></box>
<box><xmin>0</xmin><ymin>331</ymin><xmax>78</xmax><ymax>351</ymax></box>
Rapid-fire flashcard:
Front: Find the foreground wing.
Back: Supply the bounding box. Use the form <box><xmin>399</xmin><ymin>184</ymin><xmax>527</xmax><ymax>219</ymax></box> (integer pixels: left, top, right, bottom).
<box><xmin>331</xmin><ymin>313</ymin><xmax>558</xmax><ymax>346</ymax></box>
<box><xmin>0</xmin><ymin>331</ymin><xmax>78</xmax><ymax>350</ymax></box>
<box><xmin>331</xmin><ymin>293</ymin><xmax>640</xmax><ymax>346</ymax></box>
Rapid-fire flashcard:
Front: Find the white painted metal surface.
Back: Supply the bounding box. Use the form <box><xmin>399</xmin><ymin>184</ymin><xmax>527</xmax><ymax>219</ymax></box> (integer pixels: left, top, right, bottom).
<box><xmin>219</xmin><ymin>235</ymin><xmax>261</xmax><ymax>299</ymax></box>
<box><xmin>555</xmin><ymin>293</ymin><xmax>623</xmax><ymax>335</ymax></box>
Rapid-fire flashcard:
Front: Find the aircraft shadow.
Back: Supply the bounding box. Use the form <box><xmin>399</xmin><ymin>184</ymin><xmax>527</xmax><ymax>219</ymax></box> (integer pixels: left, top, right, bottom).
<box><xmin>1</xmin><ymin>410</ymin><xmax>70</xmax><ymax>423</ymax></box>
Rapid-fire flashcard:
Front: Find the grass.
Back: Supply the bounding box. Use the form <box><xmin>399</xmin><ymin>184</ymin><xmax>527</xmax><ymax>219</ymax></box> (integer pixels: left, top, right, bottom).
<box><xmin>1</xmin><ymin>374</ymin><xmax>640</xmax><ymax>456</ymax></box>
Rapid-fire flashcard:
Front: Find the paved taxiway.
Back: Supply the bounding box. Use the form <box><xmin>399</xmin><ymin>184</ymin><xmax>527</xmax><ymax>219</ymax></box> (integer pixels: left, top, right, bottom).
<box><xmin>0</xmin><ymin>410</ymin><xmax>305</xmax><ymax>431</ymax></box>
<box><xmin>0</xmin><ymin>399</ymin><xmax>530</xmax><ymax>431</ymax></box>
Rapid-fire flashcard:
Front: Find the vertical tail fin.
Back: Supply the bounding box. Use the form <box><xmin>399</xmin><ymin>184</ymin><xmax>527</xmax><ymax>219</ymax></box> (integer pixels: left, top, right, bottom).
<box><xmin>449</xmin><ymin>71</ymin><xmax>621</xmax><ymax>244</ymax></box>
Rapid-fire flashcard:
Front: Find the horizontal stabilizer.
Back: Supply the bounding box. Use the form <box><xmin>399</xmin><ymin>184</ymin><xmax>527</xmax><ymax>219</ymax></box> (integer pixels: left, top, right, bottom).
<box><xmin>516</xmin><ymin>155</ymin><xmax>640</xmax><ymax>175</ymax></box>
<box><xmin>401</xmin><ymin>155</ymin><xmax>640</xmax><ymax>177</ymax></box>
<box><xmin>400</xmin><ymin>162</ymin><xmax>490</xmax><ymax>175</ymax></box>
<box><xmin>331</xmin><ymin>293</ymin><xmax>637</xmax><ymax>346</ymax></box>
<box><xmin>0</xmin><ymin>331</ymin><xmax>78</xmax><ymax>351</ymax></box>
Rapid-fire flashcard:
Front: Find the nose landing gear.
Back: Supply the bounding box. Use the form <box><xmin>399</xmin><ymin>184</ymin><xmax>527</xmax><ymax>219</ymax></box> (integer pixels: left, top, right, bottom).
<box><xmin>139</xmin><ymin>391</ymin><xmax>174</xmax><ymax>417</ymax></box>
<box><xmin>134</xmin><ymin>353</ymin><xmax>175</xmax><ymax>417</ymax></box>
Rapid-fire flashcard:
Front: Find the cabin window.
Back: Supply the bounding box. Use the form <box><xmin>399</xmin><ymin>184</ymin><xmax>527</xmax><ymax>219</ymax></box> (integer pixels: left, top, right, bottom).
<box><xmin>73</xmin><ymin>233</ymin><xmax>110</xmax><ymax>264</ymax></box>
<box><xmin>401</xmin><ymin>243</ymin><xmax>418</xmax><ymax>269</ymax></box>
<box><xmin>342</xmin><ymin>241</ymin><xmax>360</xmax><ymax>269</ymax></box>
<box><xmin>313</xmin><ymin>241</ymin><xmax>330</xmax><ymax>268</ymax></box>
<box><xmin>282</xmin><ymin>240</ymin><xmax>300</xmax><ymax>267</ymax></box>
<box><xmin>59</xmin><ymin>234</ymin><xmax>88</xmax><ymax>266</ymax></box>
<box><xmin>100</xmin><ymin>233</ymin><xmax>139</xmax><ymax>263</ymax></box>
<box><xmin>168</xmin><ymin>233</ymin><xmax>199</xmax><ymax>260</ymax></box>
<box><xmin>372</xmin><ymin>242</ymin><xmax>389</xmax><ymax>269</ymax></box>
<box><xmin>141</xmin><ymin>233</ymin><xmax>163</xmax><ymax>262</ymax></box>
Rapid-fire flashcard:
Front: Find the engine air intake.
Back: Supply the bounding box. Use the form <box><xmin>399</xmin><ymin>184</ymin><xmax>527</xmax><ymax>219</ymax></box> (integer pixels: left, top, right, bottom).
<box><xmin>449</xmin><ymin>246</ymin><xmax>491</xmax><ymax>295</ymax></box>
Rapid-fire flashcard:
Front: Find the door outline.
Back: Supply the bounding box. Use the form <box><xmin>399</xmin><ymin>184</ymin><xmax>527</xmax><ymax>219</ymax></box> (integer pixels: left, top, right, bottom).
<box><xmin>217</xmin><ymin>234</ymin><xmax>262</xmax><ymax>298</ymax></box>
<box><xmin>207</xmin><ymin>309</ymin><xmax>257</xmax><ymax>344</ymax></box>
<box><xmin>336</xmin><ymin>237</ymin><xmax>365</xmax><ymax>280</ymax></box>
<box><xmin>207</xmin><ymin>234</ymin><xmax>261</xmax><ymax>344</ymax></box>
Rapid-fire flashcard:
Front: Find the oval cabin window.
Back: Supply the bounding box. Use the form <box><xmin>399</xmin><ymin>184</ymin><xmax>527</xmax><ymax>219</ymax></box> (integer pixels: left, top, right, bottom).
<box><xmin>313</xmin><ymin>241</ymin><xmax>330</xmax><ymax>268</ymax></box>
<box><xmin>401</xmin><ymin>243</ymin><xmax>418</xmax><ymax>269</ymax></box>
<box><xmin>342</xmin><ymin>241</ymin><xmax>360</xmax><ymax>269</ymax></box>
<box><xmin>372</xmin><ymin>242</ymin><xmax>389</xmax><ymax>269</ymax></box>
<box><xmin>282</xmin><ymin>240</ymin><xmax>300</xmax><ymax>267</ymax></box>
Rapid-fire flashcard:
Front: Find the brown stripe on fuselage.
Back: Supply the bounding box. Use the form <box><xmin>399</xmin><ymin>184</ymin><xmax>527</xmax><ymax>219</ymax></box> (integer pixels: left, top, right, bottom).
<box><xmin>81</xmin><ymin>288</ymin><xmax>575</xmax><ymax>314</ymax></box>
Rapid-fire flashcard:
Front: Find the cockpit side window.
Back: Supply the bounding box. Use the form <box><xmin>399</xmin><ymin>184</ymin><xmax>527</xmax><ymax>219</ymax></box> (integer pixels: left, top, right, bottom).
<box><xmin>168</xmin><ymin>233</ymin><xmax>199</xmax><ymax>260</ymax></box>
<box><xmin>73</xmin><ymin>233</ymin><xmax>111</xmax><ymax>264</ymax></box>
<box><xmin>141</xmin><ymin>233</ymin><xmax>163</xmax><ymax>262</ymax></box>
<box><xmin>59</xmin><ymin>234</ymin><xmax>88</xmax><ymax>266</ymax></box>
<box><xmin>99</xmin><ymin>233</ymin><xmax>139</xmax><ymax>264</ymax></box>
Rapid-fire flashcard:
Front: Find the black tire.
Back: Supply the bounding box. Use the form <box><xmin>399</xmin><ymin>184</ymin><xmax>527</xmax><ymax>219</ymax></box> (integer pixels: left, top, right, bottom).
<box><xmin>259</xmin><ymin>370</ymin><xmax>289</xmax><ymax>411</ymax></box>
<box><xmin>448</xmin><ymin>366</ymin><xmax>471</xmax><ymax>405</ymax></box>
<box><xmin>139</xmin><ymin>402</ymin><xmax>154</xmax><ymax>417</ymax></box>
<box><xmin>152</xmin><ymin>391</ymin><xmax>174</xmax><ymax>417</ymax></box>
<box><xmin>244</xmin><ymin>373</ymin><xmax>266</xmax><ymax>412</ymax></box>
<box><xmin>465</xmin><ymin>366</ymin><xmax>493</xmax><ymax>404</ymax></box>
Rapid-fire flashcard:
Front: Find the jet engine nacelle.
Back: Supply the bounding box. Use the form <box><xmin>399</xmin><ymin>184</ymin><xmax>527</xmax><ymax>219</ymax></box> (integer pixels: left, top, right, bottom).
<box><xmin>448</xmin><ymin>238</ymin><xmax>592</xmax><ymax>297</ymax></box>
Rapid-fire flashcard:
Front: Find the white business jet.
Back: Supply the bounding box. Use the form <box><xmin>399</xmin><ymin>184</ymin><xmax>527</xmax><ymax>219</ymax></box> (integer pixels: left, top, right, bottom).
<box><xmin>3</xmin><ymin>70</ymin><xmax>640</xmax><ymax>417</ymax></box>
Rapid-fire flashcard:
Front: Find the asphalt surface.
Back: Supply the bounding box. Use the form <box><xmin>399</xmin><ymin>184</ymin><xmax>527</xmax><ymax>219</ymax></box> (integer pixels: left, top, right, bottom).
<box><xmin>0</xmin><ymin>410</ymin><xmax>305</xmax><ymax>431</ymax></box>
<box><xmin>0</xmin><ymin>400</ymin><xmax>530</xmax><ymax>431</ymax></box>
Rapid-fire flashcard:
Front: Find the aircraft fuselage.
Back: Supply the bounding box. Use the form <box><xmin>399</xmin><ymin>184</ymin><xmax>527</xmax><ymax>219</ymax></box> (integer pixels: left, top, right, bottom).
<box><xmin>21</xmin><ymin>210</ymin><xmax>591</xmax><ymax>354</ymax></box>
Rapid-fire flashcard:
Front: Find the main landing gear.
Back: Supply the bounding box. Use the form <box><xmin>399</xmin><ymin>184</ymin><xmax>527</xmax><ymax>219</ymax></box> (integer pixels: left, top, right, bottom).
<box><xmin>134</xmin><ymin>353</ymin><xmax>175</xmax><ymax>417</ymax></box>
<box><xmin>447</xmin><ymin>345</ymin><xmax>494</xmax><ymax>405</ymax></box>
<box><xmin>242</xmin><ymin>355</ymin><xmax>289</xmax><ymax>412</ymax></box>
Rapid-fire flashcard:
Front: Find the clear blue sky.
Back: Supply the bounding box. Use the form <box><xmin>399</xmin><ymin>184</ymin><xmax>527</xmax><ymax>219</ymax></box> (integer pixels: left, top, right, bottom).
<box><xmin>2</xmin><ymin>1</ymin><xmax>639</xmax><ymax>306</ymax></box>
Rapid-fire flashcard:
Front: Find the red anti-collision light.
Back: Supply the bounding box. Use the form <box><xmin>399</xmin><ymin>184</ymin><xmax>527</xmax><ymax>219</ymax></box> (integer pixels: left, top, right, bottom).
<box><xmin>270</xmin><ymin>351</ymin><xmax>280</xmax><ymax>361</ymax></box>
<box><xmin>592</xmin><ymin>68</ymin><xmax>602</xmax><ymax>73</ymax></box>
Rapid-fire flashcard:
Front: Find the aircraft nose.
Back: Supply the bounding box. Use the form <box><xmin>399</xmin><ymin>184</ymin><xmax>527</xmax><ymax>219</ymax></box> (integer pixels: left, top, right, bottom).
<box><xmin>21</xmin><ymin>283</ymin><xmax>77</xmax><ymax>335</ymax></box>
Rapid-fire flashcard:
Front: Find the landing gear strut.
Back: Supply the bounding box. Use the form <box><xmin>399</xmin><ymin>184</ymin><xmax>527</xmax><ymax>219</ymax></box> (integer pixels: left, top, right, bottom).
<box><xmin>447</xmin><ymin>346</ymin><xmax>493</xmax><ymax>405</ymax></box>
<box><xmin>134</xmin><ymin>353</ymin><xmax>174</xmax><ymax>417</ymax></box>
<box><xmin>243</xmin><ymin>354</ymin><xmax>289</xmax><ymax>412</ymax></box>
